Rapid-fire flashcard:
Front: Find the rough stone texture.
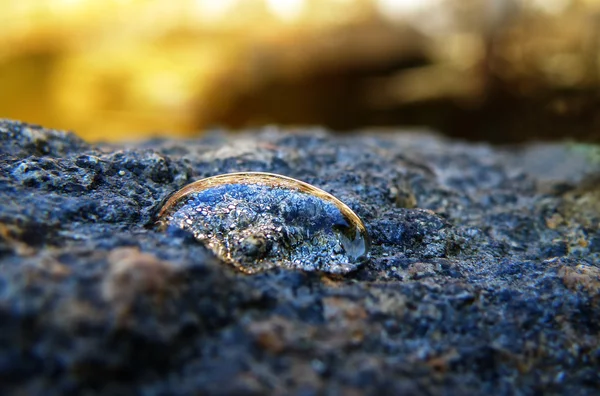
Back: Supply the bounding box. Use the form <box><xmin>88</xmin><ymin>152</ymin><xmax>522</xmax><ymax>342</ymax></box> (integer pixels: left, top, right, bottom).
<box><xmin>0</xmin><ymin>119</ymin><xmax>599</xmax><ymax>395</ymax></box>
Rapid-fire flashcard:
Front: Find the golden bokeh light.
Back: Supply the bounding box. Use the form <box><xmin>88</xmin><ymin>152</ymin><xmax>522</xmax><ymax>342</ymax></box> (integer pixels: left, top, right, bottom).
<box><xmin>1</xmin><ymin>0</ymin><xmax>599</xmax><ymax>141</ymax></box>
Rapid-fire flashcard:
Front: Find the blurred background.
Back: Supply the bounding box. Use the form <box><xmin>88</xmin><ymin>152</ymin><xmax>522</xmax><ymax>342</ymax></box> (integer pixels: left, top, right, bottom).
<box><xmin>1</xmin><ymin>0</ymin><xmax>599</xmax><ymax>142</ymax></box>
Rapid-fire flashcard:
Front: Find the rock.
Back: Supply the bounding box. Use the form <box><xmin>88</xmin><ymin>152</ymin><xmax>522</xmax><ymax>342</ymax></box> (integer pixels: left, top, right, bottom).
<box><xmin>0</xmin><ymin>119</ymin><xmax>599</xmax><ymax>395</ymax></box>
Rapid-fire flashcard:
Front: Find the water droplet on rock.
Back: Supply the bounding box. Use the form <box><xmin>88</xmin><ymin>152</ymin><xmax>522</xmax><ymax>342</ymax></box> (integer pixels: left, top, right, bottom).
<box><xmin>156</xmin><ymin>172</ymin><xmax>370</xmax><ymax>274</ymax></box>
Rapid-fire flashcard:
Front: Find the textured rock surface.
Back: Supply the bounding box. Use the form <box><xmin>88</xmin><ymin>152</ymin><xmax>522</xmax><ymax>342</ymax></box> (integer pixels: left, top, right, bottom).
<box><xmin>0</xmin><ymin>119</ymin><xmax>599</xmax><ymax>395</ymax></box>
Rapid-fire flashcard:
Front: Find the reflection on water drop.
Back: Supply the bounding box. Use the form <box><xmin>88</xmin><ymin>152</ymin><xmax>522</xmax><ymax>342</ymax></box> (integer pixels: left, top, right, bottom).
<box><xmin>156</xmin><ymin>172</ymin><xmax>370</xmax><ymax>274</ymax></box>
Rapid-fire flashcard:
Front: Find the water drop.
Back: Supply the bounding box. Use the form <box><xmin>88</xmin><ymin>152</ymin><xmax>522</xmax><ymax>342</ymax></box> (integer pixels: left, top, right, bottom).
<box><xmin>155</xmin><ymin>172</ymin><xmax>370</xmax><ymax>274</ymax></box>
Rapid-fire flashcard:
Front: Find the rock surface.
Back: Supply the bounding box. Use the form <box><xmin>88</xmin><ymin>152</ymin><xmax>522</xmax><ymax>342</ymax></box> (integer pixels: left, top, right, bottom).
<box><xmin>0</xmin><ymin>119</ymin><xmax>599</xmax><ymax>395</ymax></box>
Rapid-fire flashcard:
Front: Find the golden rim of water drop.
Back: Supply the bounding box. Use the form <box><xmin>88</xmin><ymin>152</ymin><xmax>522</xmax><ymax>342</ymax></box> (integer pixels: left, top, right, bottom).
<box><xmin>157</xmin><ymin>172</ymin><xmax>368</xmax><ymax>237</ymax></box>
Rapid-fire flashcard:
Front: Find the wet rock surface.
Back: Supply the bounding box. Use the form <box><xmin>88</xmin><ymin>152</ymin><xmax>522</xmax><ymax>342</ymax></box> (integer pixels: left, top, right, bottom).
<box><xmin>1</xmin><ymin>119</ymin><xmax>599</xmax><ymax>395</ymax></box>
